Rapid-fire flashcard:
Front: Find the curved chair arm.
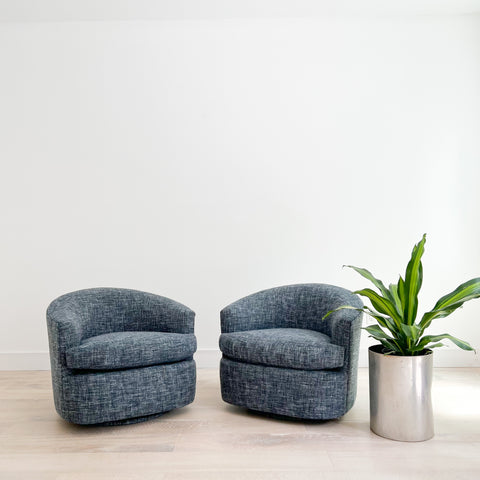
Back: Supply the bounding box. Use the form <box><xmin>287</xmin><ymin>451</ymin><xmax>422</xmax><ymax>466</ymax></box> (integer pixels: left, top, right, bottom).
<box><xmin>221</xmin><ymin>283</ymin><xmax>362</xmax><ymax>335</ymax></box>
<box><xmin>322</xmin><ymin>296</ymin><xmax>363</xmax><ymax>413</ymax></box>
<box><xmin>47</xmin><ymin>300</ymin><xmax>87</xmax><ymax>369</ymax></box>
<box><xmin>324</xmin><ymin>306</ymin><xmax>363</xmax><ymax>349</ymax></box>
<box><xmin>47</xmin><ymin>302</ymin><xmax>85</xmax><ymax>355</ymax></box>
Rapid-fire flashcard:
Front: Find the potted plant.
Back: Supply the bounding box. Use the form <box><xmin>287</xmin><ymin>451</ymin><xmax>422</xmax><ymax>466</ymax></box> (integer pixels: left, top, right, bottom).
<box><xmin>324</xmin><ymin>234</ymin><xmax>479</xmax><ymax>441</ymax></box>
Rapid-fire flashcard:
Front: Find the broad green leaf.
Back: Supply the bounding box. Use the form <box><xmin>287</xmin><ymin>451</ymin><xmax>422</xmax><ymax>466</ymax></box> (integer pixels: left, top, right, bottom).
<box><xmin>344</xmin><ymin>265</ymin><xmax>393</xmax><ymax>301</ymax></box>
<box><xmin>401</xmin><ymin>324</ymin><xmax>421</xmax><ymax>342</ymax></box>
<box><xmin>389</xmin><ymin>283</ymin><xmax>403</xmax><ymax>315</ymax></box>
<box><xmin>364</xmin><ymin>321</ymin><xmax>408</xmax><ymax>355</ymax></box>
<box><xmin>364</xmin><ymin>324</ymin><xmax>394</xmax><ymax>340</ymax></box>
<box><xmin>354</xmin><ymin>288</ymin><xmax>402</xmax><ymax>328</ymax></box>
<box><xmin>360</xmin><ymin>307</ymin><xmax>406</xmax><ymax>344</ymax></box>
<box><xmin>419</xmin><ymin>307</ymin><xmax>458</xmax><ymax>329</ymax></box>
<box><xmin>376</xmin><ymin>338</ymin><xmax>405</xmax><ymax>355</ymax></box>
<box><xmin>323</xmin><ymin>305</ymin><xmax>402</xmax><ymax>338</ymax></box>
<box><xmin>397</xmin><ymin>275</ymin><xmax>406</xmax><ymax>312</ymax></box>
<box><xmin>433</xmin><ymin>277</ymin><xmax>480</xmax><ymax>310</ymax></box>
<box><xmin>408</xmin><ymin>343</ymin><xmax>429</xmax><ymax>352</ymax></box>
<box><xmin>420</xmin><ymin>277</ymin><xmax>480</xmax><ymax>330</ymax></box>
<box><xmin>417</xmin><ymin>333</ymin><xmax>475</xmax><ymax>352</ymax></box>
<box><xmin>321</xmin><ymin>305</ymin><xmax>362</xmax><ymax>320</ymax></box>
<box><xmin>403</xmin><ymin>234</ymin><xmax>426</xmax><ymax>325</ymax></box>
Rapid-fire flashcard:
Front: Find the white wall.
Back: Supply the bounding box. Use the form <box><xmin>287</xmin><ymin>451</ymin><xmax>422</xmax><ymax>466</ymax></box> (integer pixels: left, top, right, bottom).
<box><xmin>1</xmin><ymin>7</ymin><xmax>480</xmax><ymax>368</ymax></box>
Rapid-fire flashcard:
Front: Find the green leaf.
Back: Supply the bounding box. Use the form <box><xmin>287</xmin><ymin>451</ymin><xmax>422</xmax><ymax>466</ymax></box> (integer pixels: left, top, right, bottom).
<box><xmin>420</xmin><ymin>308</ymin><xmax>457</xmax><ymax>329</ymax></box>
<box><xmin>364</xmin><ymin>321</ymin><xmax>408</xmax><ymax>355</ymax></box>
<box><xmin>397</xmin><ymin>275</ymin><xmax>406</xmax><ymax>312</ymax></box>
<box><xmin>420</xmin><ymin>277</ymin><xmax>480</xmax><ymax>330</ymax></box>
<box><xmin>401</xmin><ymin>324</ymin><xmax>421</xmax><ymax>342</ymax></box>
<box><xmin>434</xmin><ymin>277</ymin><xmax>480</xmax><ymax>309</ymax></box>
<box><xmin>377</xmin><ymin>338</ymin><xmax>403</xmax><ymax>355</ymax></box>
<box><xmin>417</xmin><ymin>333</ymin><xmax>475</xmax><ymax>352</ymax></box>
<box><xmin>389</xmin><ymin>283</ymin><xmax>403</xmax><ymax>315</ymax></box>
<box><xmin>403</xmin><ymin>234</ymin><xmax>426</xmax><ymax>325</ymax></box>
<box><xmin>354</xmin><ymin>288</ymin><xmax>403</xmax><ymax>328</ymax></box>
<box><xmin>356</xmin><ymin>307</ymin><xmax>403</xmax><ymax>342</ymax></box>
<box><xmin>321</xmin><ymin>305</ymin><xmax>362</xmax><ymax>320</ymax></box>
<box><xmin>408</xmin><ymin>343</ymin><xmax>430</xmax><ymax>352</ymax></box>
<box><xmin>323</xmin><ymin>305</ymin><xmax>403</xmax><ymax>339</ymax></box>
<box><xmin>344</xmin><ymin>265</ymin><xmax>393</xmax><ymax>301</ymax></box>
<box><xmin>364</xmin><ymin>324</ymin><xmax>394</xmax><ymax>340</ymax></box>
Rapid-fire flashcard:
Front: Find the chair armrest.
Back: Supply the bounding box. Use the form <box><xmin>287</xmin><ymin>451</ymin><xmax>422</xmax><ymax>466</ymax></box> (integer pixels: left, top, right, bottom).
<box><xmin>46</xmin><ymin>302</ymin><xmax>84</xmax><ymax>366</ymax></box>
<box><xmin>325</xmin><ymin>307</ymin><xmax>363</xmax><ymax>350</ymax></box>
<box><xmin>323</xmin><ymin>298</ymin><xmax>363</xmax><ymax>412</ymax></box>
<box><xmin>142</xmin><ymin>295</ymin><xmax>195</xmax><ymax>334</ymax></box>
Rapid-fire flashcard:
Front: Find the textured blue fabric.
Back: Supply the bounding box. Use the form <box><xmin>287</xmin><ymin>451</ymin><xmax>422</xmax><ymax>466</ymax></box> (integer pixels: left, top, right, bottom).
<box><xmin>66</xmin><ymin>331</ymin><xmax>196</xmax><ymax>370</ymax></box>
<box><xmin>220</xmin><ymin>328</ymin><xmax>344</xmax><ymax>370</ymax></box>
<box><xmin>60</xmin><ymin>361</ymin><xmax>196</xmax><ymax>425</ymax></box>
<box><xmin>219</xmin><ymin>283</ymin><xmax>362</xmax><ymax>420</ymax></box>
<box><xmin>47</xmin><ymin>288</ymin><xmax>197</xmax><ymax>425</ymax></box>
<box><xmin>220</xmin><ymin>357</ymin><xmax>347</xmax><ymax>419</ymax></box>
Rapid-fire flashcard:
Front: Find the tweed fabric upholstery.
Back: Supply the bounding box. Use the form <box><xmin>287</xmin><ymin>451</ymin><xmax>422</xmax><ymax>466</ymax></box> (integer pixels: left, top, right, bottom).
<box><xmin>220</xmin><ymin>357</ymin><xmax>347</xmax><ymax>419</ymax></box>
<box><xmin>219</xmin><ymin>328</ymin><xmax>344</xmax><ymax>370</ymax></box>
<box><xmin>47</xmin><ymin>288</ymin><xmax>197</xmax><ymax>425</ymax></box>
<box><xmin>59</xmin><ymin>361</ymin><xmax>196</xmax><ymax>425</ymax></box>
<box><xmin>219</xmin><ymin>283</ymin><xmax>362</xmax><ymax>420</ymax></box>
<box><xmin>66</xmin><ymin>332</ymin><xmax>197</xmax><ymax>370</ymax></box>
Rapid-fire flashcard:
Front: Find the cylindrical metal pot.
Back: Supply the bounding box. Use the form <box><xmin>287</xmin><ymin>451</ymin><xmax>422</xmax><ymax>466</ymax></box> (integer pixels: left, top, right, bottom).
<box><xmin>369</xmin><ymin>344</ymin><xmax>434</xmax><ymax>442</ymax></box>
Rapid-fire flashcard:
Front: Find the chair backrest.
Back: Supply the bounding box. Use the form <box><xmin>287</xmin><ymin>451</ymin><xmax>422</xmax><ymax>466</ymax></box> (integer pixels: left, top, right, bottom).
<box><xmin>221</xmin><ymin>283</ymin><xmax>362</xmax><ymax>334</ymax></box>
<box><xmin>47</xmin><ymin>288</ymin><xmax>195</xmax><ymax>342</ymax></box>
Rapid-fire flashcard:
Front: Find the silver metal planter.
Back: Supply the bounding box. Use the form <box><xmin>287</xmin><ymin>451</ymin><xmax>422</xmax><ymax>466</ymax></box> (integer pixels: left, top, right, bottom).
<box><xmin>369</xmin><ymin>345</ymin><xmax>434</xmax><ymax>442</ymax></box>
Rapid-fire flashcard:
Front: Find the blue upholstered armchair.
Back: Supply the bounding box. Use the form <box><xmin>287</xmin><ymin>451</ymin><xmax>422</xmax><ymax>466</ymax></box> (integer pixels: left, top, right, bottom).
<box><xmin>47</xmin><ymin>288</ymin><xmax>197</xmax><ymax>425</ymax></box>
<box><xmin>219</xmin><ymin>284</ymin><xmax>363</xmax><ymax>419</ymax></box>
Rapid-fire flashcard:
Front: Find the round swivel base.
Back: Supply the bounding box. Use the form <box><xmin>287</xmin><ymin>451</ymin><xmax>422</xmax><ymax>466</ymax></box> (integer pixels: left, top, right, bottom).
<box><xmin>94</xmin><ymin>411</ymin><xmax>166</xmax><ymax>427</ymax></box>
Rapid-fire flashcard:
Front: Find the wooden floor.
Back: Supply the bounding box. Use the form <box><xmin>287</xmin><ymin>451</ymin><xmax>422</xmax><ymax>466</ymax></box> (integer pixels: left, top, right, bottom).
<box><xmin>1</xmin><ymin>368</ymin><xmax>479</xmax><ymax>479</ymax></box>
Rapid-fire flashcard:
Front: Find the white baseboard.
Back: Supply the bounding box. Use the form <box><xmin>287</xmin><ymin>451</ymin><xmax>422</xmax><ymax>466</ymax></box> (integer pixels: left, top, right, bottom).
<box><xmin>0</xmin><ymin>348</ymin><xmax>478</xmax><ymax>370</ymax></box>
<box><xmin>0</xmin><ymin>352</ymin><xmax>52</xmax><ymax>370</ymax></box>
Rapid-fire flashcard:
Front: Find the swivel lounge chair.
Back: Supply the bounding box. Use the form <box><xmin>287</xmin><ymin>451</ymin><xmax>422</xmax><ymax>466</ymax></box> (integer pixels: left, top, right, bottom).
<box><xmin>219</xmin><ymin>283</ymin><xmax>363</xmax><ymax>420</ymax></box>
<box><xmin>47</xmin><ymin>288</ymin><xmax>197</xmax><ymax>425</ymax></box>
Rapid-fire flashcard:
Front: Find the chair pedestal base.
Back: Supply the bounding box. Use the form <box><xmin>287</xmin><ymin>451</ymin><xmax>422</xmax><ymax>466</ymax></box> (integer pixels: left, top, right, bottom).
<box><xmin>93</xmin><ymin>412</ymin><xmax>166</xmax><ymax>427</ymax></box>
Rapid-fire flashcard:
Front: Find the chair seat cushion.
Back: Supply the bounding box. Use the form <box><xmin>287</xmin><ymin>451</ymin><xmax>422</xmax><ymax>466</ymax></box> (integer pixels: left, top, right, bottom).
<box><xmin>219</xmin><ymin>328</ymin><xmax>344</xmax><ymax>370</ymax></box>
<box><xmin>66</xmin><ymin>331</ymin><xmax>197</xmax><ymax>371</ymax></box>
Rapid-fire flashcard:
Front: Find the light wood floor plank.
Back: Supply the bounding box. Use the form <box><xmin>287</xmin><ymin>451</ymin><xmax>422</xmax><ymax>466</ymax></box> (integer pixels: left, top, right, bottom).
<box><xmin>1</xmin><ymin>368</ymin><xmax>479</xmax><ymax>479</ymax></box>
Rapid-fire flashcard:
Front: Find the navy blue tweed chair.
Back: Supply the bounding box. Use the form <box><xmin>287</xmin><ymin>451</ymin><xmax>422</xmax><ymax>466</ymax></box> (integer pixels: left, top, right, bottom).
<box><xmin>47</xmin><ymin>288</ymin><xmax>197</xmax><ymax>425</ymax></box>
<box><xmin>219</xmin><ymin>284</ymin><xmax>363</xmax><ymax>420</ymax></box>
